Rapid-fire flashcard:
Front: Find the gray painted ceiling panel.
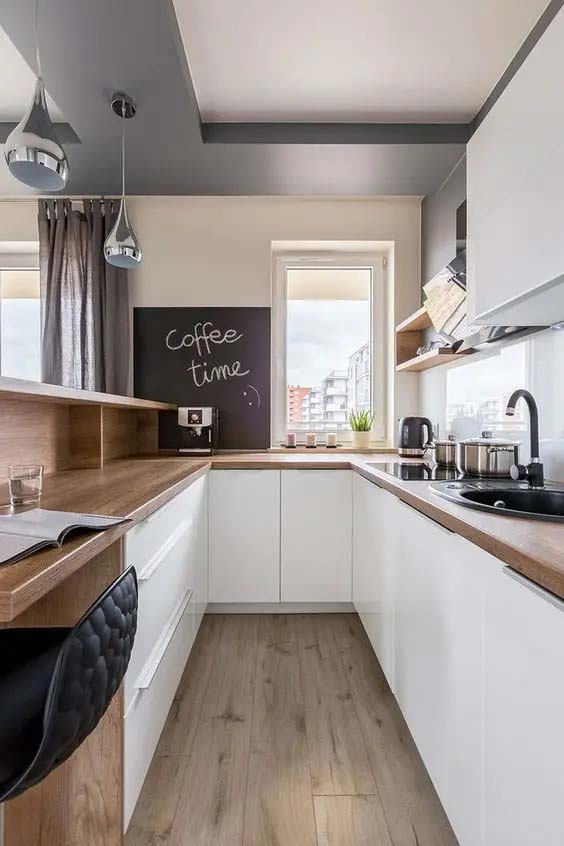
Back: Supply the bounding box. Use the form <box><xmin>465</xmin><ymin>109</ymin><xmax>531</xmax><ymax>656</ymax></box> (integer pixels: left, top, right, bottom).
<box><xmin>0</xmin><ymin>0</ymin><xmax>464</xmax><ymax>196</ymax></box>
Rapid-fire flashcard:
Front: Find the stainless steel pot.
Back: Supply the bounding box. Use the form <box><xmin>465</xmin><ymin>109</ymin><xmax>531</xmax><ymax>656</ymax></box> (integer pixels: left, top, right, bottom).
<box><xmin>425</xmin><ymin>437</ymin><xmax>457</xmax><ymax>468</ymax></box>
<box><xmin>456</xmin><ymin>437</ymin><xmax>520</xmax><ymax>478</ymax></box>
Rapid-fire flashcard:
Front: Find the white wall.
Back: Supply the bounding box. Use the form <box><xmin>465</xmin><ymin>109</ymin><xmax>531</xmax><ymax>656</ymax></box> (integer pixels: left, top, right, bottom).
<box><xmin>0</xmin><ymin>197</ymin><xmax>422</xmax><ymax>443</ymax></box>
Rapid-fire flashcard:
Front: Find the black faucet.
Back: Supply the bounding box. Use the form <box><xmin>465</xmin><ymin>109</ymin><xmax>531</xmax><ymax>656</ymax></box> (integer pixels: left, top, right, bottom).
<box><xmin>505</xmin><ymin>389</ymin><xmax>544</xmax><ymax>489</ymax></box>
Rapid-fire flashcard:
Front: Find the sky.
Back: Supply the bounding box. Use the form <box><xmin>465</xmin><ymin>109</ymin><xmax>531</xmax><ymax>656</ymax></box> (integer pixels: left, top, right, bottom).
<box><xmin>286</xmin><ymin>299</ymin><xmax>370</xmax><ymax>387</ymax></box>
<box><xmin>1</xmin><ymin>300</ymin><xmax>41</xmax><ymax>381</ymax></box>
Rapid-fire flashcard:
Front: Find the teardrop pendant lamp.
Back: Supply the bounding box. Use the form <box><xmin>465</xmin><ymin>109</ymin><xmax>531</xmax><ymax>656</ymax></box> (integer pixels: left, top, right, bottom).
<box><xmin>4</xmin><ymin>0</ymin><xmax>69</xmax><ymax>191</ymax></box>
<box><xmin>104</xmin><ymin>93</ymin><xmax>142</xmax><ymax>269</ymax></box>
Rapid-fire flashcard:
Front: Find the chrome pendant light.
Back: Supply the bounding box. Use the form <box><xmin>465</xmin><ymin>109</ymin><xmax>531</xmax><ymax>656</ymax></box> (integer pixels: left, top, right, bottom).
<box><xmin>104</xmin><ymin>93</ymin><xmax>142</xmax><ymax>269</ymax></box>
<box><xmin>5</xmin><ymin>0</ymin><xmax>69</xmax><ymax>191</ymax></box>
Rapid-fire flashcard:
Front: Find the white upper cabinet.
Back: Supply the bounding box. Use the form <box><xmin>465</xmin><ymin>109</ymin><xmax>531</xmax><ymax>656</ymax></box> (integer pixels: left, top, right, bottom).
<box><xmin>467</xmin><ymin>8</ymin><xmax>564</xmax><ymax>326</ymax></box>
<box><xmin>352</xmin><ymin>474</ymin><xmax>399</xmax><ymax>689</ymax></box>
<box><xmin>281</xmin><ymin>470</ymin><xmax>352</xmax><ymax>602</ymax></box>
<box><xmin>209</xmin><ymin>470</ymin><xmax>281</xmax><ymax>602</ymax></box>
<box><xmin>484</xmin><ymin>565</ymin><xmax>564</xmax><ymax>846</ymax></box>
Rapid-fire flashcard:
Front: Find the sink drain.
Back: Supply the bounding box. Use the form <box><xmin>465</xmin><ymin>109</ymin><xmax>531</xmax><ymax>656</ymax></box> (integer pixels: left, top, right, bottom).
<box><xmin>493</xmin><ymin>500</ymin><xmax>507</xmax><ymax>509</ymax></box>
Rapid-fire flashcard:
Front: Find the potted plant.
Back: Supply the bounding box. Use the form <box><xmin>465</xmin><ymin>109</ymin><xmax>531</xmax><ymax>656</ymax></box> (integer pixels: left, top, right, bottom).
<box><xmin>349</xmin><ymin>409</ymin><xmax>374</xmax><ymax>449</ymax></box>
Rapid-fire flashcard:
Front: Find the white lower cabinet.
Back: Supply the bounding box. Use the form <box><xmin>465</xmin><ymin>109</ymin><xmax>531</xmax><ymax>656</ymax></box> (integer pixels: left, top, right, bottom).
<box><xmin>281</xmin><ymin>470</ymin><xmax>352</xmax><ymax>602</ymax></box>
<box><xmin>123</xmin><ymin>475</ymin><xmax>208</xmax><ymax>830</ymax></box>
<box><xmin>352</xmin><ymin>474</ymin><xmax>399</xmax><ymax>689</ymax></box>
<box><xmin>394</xmin><ymin>501</ymin><xmax>487</xmax><ymax>846</ymax></box>
<box><xmin>483</xmin><ymin>565</ymin><xmax>564</xmax><ymax>846</ymax></box>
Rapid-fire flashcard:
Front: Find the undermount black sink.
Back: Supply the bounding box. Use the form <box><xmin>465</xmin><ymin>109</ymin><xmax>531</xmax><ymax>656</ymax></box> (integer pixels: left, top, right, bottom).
<box><xmin>430</xmin><ymin>481</ymin><xmax>564</xmax><ymax>522</ymax></box>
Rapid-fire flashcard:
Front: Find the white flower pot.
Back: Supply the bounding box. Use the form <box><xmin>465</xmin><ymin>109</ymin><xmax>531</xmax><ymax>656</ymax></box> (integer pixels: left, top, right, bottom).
<box><xmin>352</xmin><ymin>430</ymin><xmax>372</xmax><ymax>449</ymax></box>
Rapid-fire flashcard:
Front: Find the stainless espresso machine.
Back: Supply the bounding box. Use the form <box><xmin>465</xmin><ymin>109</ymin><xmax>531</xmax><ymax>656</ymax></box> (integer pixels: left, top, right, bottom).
<box><xmin>177</xmin><ymin>407</ymin><xmax>219</xmax><ymax>455</ymax></box>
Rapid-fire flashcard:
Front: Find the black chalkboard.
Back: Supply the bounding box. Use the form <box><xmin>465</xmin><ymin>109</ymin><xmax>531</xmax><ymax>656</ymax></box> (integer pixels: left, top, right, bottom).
<box><xmin>134</xmin><ymin>307</ymin><xmax>271</xmax><ymax>450</ymax></box>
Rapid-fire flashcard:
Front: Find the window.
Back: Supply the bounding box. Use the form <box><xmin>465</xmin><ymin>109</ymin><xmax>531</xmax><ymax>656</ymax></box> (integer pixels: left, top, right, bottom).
<box><xmin>446</xmin><ymin>341</ymin><xmax>529</xmax><ymax>436</ymax></box>
<box><xmin>0</xmin><ymin>269</ymin><xmax>41</xmax><ymax>381</ymax></box>
<box><xmin>273</xmin><ymin>252</ymin><xmax>386</xmax><ymax>445</ymax></box>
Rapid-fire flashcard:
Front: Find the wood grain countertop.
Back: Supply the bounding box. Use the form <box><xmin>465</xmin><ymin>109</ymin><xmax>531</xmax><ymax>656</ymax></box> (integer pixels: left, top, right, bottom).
<box><xmin>0</xmin><ymin>452</ymin><xmax>563</xmax><ymax>621</ymax></box>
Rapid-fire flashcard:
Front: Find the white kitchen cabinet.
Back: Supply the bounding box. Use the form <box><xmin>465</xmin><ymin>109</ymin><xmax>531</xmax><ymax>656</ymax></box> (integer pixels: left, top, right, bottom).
<box><xmin>483</xmin><ymin>565</ymin><xmax>564</xmax><ymax>846</ymax></box>
<box><xmin>467</xmin><ymin>8</ymin><xmax>564</xmax><ymax>326</ymax></box>
<box><xmin>124</xmin><ymin>476</ymin><xmax>208</xmax><ymax>829</ymax></box>
<box><xmin>352</xmin><ymin>474</ymin><xmax>399</xmax><ymax>689</ymax></box>
<box><xmin>394</xmin><ymin>500</ymin><xmax>487</xmax><ymax>846</ymax></box>
<box><xmin>281</xmin><ymin>470</ymin><xmax>352</xmax><ymax>602</ymax></box>
<box><xmin>209</xmin><ymin>470</ymin><xmax>280</xmax><ymax>602</ymax></box>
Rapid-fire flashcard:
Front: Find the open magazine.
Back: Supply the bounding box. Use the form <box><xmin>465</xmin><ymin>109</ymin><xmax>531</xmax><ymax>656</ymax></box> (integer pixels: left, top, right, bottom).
<box><xmin>0</xmin><ymin>509</ymin><xmax>130</xmax><ymax>566</ymax></box>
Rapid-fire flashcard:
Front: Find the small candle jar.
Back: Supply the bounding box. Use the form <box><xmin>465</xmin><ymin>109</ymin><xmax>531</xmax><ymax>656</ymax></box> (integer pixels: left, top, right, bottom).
<box><xmin>305</xmin><ymin>432</ymin><xmax>317</xmax><ymax>448</ymax></box>
<box><xmin>286</xmin><ymin>432</ymin><xmax>296</xmax><ymax>448</ymax></box>
<box><xmin>326</xmin><ymin>433</ymin><xmax>337</xmax><ymax>448</ymax></box>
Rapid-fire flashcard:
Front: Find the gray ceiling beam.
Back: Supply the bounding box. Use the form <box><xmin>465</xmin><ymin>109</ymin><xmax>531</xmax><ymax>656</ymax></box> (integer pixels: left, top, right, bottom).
<box><xmin>202</xmin><ymin>122</ymin><xmax>472</xmax><ymax>145</ymax></box>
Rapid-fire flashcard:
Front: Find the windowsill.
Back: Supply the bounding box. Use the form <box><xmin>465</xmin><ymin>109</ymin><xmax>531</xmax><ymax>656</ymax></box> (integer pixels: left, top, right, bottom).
<box><xmin>269</xmin><ymin>444</ymin><xmax>394</xmax><ymax>455</ymax></box>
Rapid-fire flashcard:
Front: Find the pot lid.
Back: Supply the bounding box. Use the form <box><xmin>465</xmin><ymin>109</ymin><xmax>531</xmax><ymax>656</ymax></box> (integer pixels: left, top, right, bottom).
<box><xmin>459</xmin><ymin>437</ymin><xmax>520</xmax><ymax>446</ymax></box>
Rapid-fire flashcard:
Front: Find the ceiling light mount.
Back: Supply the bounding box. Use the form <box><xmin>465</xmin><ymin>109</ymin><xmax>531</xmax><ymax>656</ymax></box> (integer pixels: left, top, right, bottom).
<box><xmin>110</xmin><ymin>92</ymin><xmax>137</xmax><ymax>120</ymax></box>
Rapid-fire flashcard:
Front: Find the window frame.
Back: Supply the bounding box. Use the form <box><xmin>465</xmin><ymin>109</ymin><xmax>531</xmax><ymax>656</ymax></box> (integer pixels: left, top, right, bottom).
<box><xmin>272</xmin><ymin>250</ymin><xmax>386</xmax><ymax>446</ymax></box>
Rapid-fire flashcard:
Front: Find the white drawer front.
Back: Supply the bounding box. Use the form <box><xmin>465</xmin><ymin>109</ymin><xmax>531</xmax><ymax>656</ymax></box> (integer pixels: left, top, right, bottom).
<box><xmin>125</xmin><ymin>514</ymin><xmax>195</xmax><ymax>709</ymax></box>
<box><xmin>125</xmin><ymin>485</ymin><xmax>193</xmax><ymax>574</ymax></box>
<box><xmin>124</xmin><ymin>591</ymin><xmax>195</xmax><ymax>830</ymax></box>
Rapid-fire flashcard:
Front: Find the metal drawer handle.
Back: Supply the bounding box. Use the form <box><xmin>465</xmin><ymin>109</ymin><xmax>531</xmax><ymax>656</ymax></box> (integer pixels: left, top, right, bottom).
<box><xmin>135</xmin><ymin>587</ymin><xmax>194</xmax><ymax>690</ymax></box>
<box><xmin>144</xmin><ymin>493</ymin><xmax>184</xmax><ymax>525</ymax></box>
<box><xmin>397</xmin><ymin>498</ymin><xmax>454</xmax><ymax>535</ymax></box>
<box><xmin>137</xmin><ymin>518</ymin><xmax>193</xmax><ymax>581</ymax></box>
<box><xmin>503</xmin><ymin>567</ymin><xmax>564</xmax><ymax>612</ymax></box>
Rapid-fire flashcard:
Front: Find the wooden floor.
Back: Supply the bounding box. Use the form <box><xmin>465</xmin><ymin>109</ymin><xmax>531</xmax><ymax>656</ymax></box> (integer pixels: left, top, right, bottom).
<box><xmin>125</xmin><ymin>614</ymin><xmax>457</xmax><ymax>846</ymax></box>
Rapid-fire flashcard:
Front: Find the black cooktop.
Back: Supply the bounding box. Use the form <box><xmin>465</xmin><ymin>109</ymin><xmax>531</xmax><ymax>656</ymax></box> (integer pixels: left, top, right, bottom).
<box><xmin>370</xmin><ymin>461</ymin><xmax>462</xmax><ymax>481</ymax></box>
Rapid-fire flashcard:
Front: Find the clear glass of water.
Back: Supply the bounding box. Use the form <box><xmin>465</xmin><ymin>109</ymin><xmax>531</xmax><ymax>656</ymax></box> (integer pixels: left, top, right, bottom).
<box><xmin>8</xmin><ymin>465</ymin><xmax>44</xmax><ymax>506</ymax></box>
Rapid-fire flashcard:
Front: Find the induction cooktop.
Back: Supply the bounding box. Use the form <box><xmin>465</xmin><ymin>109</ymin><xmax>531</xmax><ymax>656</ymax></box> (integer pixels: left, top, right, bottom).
<box><xmin>368</xmin><ymin>461</ymin><xmax>462</xmax><ymax>482</ymax></box>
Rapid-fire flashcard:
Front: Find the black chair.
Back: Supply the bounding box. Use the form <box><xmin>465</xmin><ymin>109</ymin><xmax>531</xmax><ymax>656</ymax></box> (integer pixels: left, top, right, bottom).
<box><xmin>0</xmin><ymin>566</ymin><xmax>137</xmax><ymax>803</ymax></box>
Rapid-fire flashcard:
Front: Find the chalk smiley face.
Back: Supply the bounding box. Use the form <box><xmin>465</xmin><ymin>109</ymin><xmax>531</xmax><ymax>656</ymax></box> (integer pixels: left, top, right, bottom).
<box><xmin>242</xmin><ymin>384</ymin><xmax>261</xmax><ymax>409</ymax></box>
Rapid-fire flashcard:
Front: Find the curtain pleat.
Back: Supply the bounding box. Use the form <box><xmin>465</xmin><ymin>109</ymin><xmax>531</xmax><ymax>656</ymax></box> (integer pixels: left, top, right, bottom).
<box><xmin>38</xmin><ymin>198</ymin><xmax>131</xmax><ymax>394</ymax></box>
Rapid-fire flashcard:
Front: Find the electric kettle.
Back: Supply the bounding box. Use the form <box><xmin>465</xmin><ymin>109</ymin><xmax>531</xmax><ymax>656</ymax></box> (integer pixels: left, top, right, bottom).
<box><xmin>397</xmin><ymin>416</ymin><xmax>434</xmax><ymax>457</ymax></box>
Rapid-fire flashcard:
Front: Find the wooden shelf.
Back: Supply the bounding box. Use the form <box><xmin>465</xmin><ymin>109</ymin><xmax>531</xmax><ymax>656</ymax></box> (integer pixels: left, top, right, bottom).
<box><xmin>396</xmin><ymin>347</ymin><xmax>472</xmax><ymax>372</ymax></box>
<box><xmin>395</xmin><ymin>306</ymin><xmax>432</xmax><ymax>334</ymax></box>
<box><xmin>0</xmin><ymin>376</ymin><xmax>176</xmax><ymax>411</ymax></box>
<box><xmin>395</xmin><ymin>305</ymin><xmax>474</xmax><ymax>372</ymax></box>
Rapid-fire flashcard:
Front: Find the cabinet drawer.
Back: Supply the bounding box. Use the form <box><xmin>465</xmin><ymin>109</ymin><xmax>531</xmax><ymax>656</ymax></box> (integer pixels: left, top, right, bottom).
<box><xmin>124</xmin><ymin>589</ymin><xmax>195</xmax><ymax>830</ymax></box>
<box><xmin>124</xmin><ymin>514</ymin><xmax>195</xmax><ymax>710</ymax></box>
<box><xmin>125</xmin><ymin>485</ymin><xmax>193</xmax><ymax>574</ymax></box>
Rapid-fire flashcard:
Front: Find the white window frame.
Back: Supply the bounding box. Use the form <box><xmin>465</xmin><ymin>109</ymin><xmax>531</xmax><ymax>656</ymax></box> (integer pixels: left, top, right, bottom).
<box><xmin>272</xmin><ymin>250</ymin><xmax>386</xmax><ymax>446</ymax></box>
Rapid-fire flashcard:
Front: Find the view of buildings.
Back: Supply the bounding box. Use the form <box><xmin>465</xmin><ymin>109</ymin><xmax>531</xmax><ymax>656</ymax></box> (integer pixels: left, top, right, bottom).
<box><xmin>288</xmin><ymin>341</ymin><xmax>371</xmax><ymax>430</ymax></box>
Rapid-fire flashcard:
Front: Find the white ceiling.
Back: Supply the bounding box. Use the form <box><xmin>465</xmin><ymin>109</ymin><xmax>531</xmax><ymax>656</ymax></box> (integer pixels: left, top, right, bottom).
<box><xmin>0</xmin><ymin>26</ymin><xmax>64</xmax><ymax>122</ymax></box>
<box><xmin>173</xmin><ymin>0</ymin><xmax>550</xmax><ymax>122</ymax></box>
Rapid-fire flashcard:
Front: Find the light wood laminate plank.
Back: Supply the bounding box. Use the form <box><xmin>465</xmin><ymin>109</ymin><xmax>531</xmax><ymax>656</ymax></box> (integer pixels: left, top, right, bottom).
<box><xmin>168</xmin><ymin>615</ymin><xmax>259</xmax><ymax>846</ymax></box>
<box><xmin>157</xmin><ymin>615</ymin><xmax>222</xmax><ymax>756</ymax></box>
<box><xmin>0</xmin><ymin>376</ymin><xmax>175</xmax><ymax>410</ymax></box>
<box><xmin>295</xmin><ymin>614</ymin><xmax>376</xmax><ymax>796</ymax></box>
<box><xmin>243</xmin><ymin>615</ymin><xmax>317</xmax><ymax>846</ymax></box>
<box><xmin>124</xmin><ymin>757</ymin><xmax>187</xmax><ymax>846</ymax></box>
<box><xmin>331</xmin><ymin>614</ymin><xmax>457</xmax><ymax>846</ymax></box>
<box><xmin>315</xmin><ymin>795</ymin><xmax>392</xmax><ymax>846</ymax></box>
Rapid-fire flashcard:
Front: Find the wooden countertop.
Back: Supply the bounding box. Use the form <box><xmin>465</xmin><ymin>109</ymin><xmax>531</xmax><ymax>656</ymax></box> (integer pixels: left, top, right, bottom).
<box><xmin>0</xmin><ymin>452</ymin><xmax>563</xmax><ymax>621</ymax></box>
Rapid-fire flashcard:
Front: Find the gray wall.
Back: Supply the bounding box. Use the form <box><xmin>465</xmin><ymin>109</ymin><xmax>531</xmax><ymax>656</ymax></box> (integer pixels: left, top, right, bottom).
<box><xmin>421</xmin><ymin>155</ymin><xmax>467</xmax><ymax>291</ymax></box>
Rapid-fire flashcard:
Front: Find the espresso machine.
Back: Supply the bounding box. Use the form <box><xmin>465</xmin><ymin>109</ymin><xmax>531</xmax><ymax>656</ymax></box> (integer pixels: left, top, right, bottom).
<box><xmin>177</xmin><ymin>407</ymin><xmax>219</xmax><ymax>455</ymax></box>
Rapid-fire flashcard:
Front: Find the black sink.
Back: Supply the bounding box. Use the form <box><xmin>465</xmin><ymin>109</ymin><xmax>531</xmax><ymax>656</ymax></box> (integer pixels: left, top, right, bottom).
<box><xmin>430</xmin><ymin>481</ymin><xmax>564</xmax><ymax>522</ymax></box>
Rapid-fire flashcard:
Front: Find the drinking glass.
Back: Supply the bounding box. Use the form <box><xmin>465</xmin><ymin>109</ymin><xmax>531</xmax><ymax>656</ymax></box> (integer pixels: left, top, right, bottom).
<box><xmin>8</xmin><ymin>465</ymin><xmax>44</xmax><ymax>506</ymax></box>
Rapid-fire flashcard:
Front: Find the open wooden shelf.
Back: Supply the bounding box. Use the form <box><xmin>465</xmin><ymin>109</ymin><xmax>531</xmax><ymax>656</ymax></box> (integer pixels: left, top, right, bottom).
<box><xmin>395</xmin><ymin>306</ymin><xmax>474</xmax><ymax>372</ymax></box>
<box><xmin>396</xmin><ymin>347</ymin><xmax>472</xmax><ymax>372</ymax></box>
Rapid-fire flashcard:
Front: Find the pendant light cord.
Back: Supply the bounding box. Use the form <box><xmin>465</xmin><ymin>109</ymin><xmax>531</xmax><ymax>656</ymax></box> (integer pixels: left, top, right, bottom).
<box><xmin>35</xmin><ymin>0</ymin><xmax>42</xmax><ymax>79</ymax></box>
<box><xmin>121</xmin><ymin>101</ymin><xmax>126</xmax><ymax>199</ymax></box>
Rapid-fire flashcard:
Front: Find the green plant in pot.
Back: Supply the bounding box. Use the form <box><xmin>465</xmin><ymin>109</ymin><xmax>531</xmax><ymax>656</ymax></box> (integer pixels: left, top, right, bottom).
<box><xmin>349</xmin><ymin>409</ymin><xmax>374</xmax><ymax>449</ymax></box>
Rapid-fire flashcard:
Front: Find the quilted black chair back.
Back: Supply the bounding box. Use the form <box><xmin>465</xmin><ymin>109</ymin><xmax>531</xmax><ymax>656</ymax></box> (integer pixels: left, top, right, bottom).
<box><xmin>0</xmin><ymin>566</ymin><xmax>137</xmax><ymax>803</ymax></box>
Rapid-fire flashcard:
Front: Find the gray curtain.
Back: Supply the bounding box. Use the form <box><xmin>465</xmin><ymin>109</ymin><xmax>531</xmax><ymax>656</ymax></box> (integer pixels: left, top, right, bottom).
<box><xmin>38</xmin><ymin>198</ymin><xmax>131</xmax><ymax>394</ymax></box>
